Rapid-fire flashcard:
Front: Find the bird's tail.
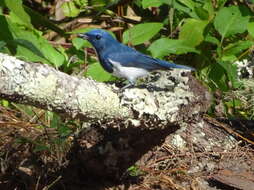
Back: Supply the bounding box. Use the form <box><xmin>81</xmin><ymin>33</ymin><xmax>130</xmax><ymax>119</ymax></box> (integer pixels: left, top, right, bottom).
<box><xmin>158</xmin><ymin>60</ymin><xmax>195</xmax><ymax>71</ymax></box>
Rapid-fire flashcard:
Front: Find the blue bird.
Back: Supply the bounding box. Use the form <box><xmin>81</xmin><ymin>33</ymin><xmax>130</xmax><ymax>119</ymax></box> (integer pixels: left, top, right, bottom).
<box><xmin>78</xmin><ymin>29</ymin><xmax>195</xmax><ymax>90</ymax></box>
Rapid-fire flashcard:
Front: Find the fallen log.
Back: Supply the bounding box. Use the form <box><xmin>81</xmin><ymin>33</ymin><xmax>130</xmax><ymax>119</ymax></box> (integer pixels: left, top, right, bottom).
<box><xmin>0</xmin><ymin>52</ymin><xmax>210</xmax><ymax>124</ymax></box>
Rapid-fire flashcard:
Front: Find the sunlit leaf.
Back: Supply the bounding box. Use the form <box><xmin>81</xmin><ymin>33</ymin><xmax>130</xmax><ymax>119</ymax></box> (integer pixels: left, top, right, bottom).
<box><xmin>224</xmin><ymin>41</ymin><xmax>253</xmax><ymax>56</ymax></box>
<box><xmin>148</xmin><ymin>38</ymin><xmax>199</xmax><ymax>58</ymax></box>
<box><xmin>74</xmin><ymin>0</ymin><xmax>88</xmax><ymax>7</ymax></box>
<box><xmin>248</xmin><ymin>22</ymin><xmax>254</xmax><ymax>38</ymax></box>
<box><xmin>2</xmin><ymin>17</ymin><xmax>66</xmax><ymax>67</ymax></box>
<box><xmin>174</xmin><ymin>1</ymin><xmax>197</xmax><ymax>18</ymax></box>
<box><xmin>123</xmin><ymin>23</ymin><xmax>163</xmax><ymax>45</ymax></box>
<box><xmin>61</xmin><ymin>1</ymin><xmax>80</xmax><ymax>17</ymax></box>
<box><xmin>142</xmin><ymin>0</ymin><xmax>164</xmax><ymax>8</ymax></box>
<box><xmin>214</xmin><ymin>6</ymin><xmax>249</xmax><ymax>39</ymax></box>
<box><xmin>72</xmin><ymin>37</ymin><xmax>90</xmax><ymax>50</ymax></box>
<box><xmin>86</xmin><ymin>62</ymin><xmax>115</xmax><ymax>82</ymax></box>
<box><xmin>179</xmin><ymin>19</ymin><xmax>208</xmax><ymax>47</ymax></box>
<box><xmin>4</xmin><ymin>0</ymin><xmax>33</xmax><ymax>28</ymax></box>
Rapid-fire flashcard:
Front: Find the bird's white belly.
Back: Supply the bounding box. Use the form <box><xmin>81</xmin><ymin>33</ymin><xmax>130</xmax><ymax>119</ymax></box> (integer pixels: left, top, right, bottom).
<box><xmin>109</xmin><ymin>59</ymin><xmax>149</xmax><ymax>81</ymax></box>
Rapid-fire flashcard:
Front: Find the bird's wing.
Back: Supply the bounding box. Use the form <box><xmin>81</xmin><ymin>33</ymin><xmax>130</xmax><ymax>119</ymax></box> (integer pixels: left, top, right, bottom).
<box><xmin>100</xmin><ymin>57</ymin><xmax>114</xmax><ymax>73</ymax></box>
<box><xmin>106</xmin><ymin>51</ymin><xmax>164</xmax><ymax>71</ymax></box>
<box><xmin>106</xmin><ymin>51</ymin><xmax>194</xmax><ymax>71</ymax></box>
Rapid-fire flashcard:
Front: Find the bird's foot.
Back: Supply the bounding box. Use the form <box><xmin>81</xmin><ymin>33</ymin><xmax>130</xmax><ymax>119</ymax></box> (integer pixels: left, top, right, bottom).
<box><xmin>119</xmin><ymin>83</ymin><xmax>134</xmax><ymax>92</ymax></box>
<box><xmin>111</xmin><ymin>82</ymin><xmax>135</xmax><ymax>94</ymax></box>
<box><xmin>111</xmin><ymin>85</ymin><xmax>130</xmax><ymax>94</ymax></box>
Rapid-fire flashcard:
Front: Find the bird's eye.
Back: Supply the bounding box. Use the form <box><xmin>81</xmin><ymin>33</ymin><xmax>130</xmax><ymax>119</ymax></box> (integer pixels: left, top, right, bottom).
<box><xmin>96</xmin><ymin>34</ymin><xmax>101</xmax><ymax>40</ymax></box>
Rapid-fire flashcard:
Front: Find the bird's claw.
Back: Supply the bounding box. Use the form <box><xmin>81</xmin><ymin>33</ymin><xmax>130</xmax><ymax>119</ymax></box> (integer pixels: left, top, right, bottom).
<box><xmin>112</xmin><ymin>83</ymin><xmax>135</xmax><ymax>94</ymax></box>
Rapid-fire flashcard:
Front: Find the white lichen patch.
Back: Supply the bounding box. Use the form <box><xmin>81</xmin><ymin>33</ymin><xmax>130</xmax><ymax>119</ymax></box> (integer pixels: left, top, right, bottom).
<box><xmin>120</xmin><ymin>70</ymin><xmax>194</xmax><ymax>122</ymax></box>
<box><xmin>127</xmin><ymin>119</ymin><xmax>141</xmax><ymax>127</ymax></box>
<box><xmin>121</xmin><ymin>89</ymin><xmax>157</xmax><ymax>117</ymax></box>
<box><xmin>76</xmin><ymin>79</ymin><xmax>131</xmax><ymax>119</ymax></box>
<box><xmin>171</xmin><ymin>134</ymin><xmax>186</xmax><ymax>149</ymax></box>
<box><xmin>26</xmin><ymin>73</ymin><xmax>57</xmax><ymax>100</ymax></box>
<box><xmin>1</xmin><ymin>54</ymin><xmax>24</xmax><ymax>71</ymax></box>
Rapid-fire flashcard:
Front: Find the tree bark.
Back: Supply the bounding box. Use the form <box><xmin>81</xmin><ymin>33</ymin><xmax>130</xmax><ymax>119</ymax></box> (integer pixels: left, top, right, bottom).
<box><xmin>0</xmin><ymin>53</ymin><xmax>210</xmax><ymax>123</ymax></box>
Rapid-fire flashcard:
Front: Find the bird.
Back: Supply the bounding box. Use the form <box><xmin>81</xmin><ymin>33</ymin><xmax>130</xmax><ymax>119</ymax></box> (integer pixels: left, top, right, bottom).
<box><xmin>78</xmin><ymin>29</ymin><xmax>195</xmax><ymax>90</ymax></box>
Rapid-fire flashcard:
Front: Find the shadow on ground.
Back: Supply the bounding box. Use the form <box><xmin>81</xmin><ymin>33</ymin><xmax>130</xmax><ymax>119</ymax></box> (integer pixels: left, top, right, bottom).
<box><xmin>54</xmin><ymin>124</ymin><xmax>179</xmax><ymax>190</ymax></box>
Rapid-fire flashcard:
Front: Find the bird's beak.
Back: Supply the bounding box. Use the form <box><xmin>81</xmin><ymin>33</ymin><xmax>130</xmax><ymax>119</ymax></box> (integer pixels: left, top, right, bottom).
<box><xmin>77</xmin><ymin>33</ymin><xmax>89</xmax><ymax>40</ymax></box>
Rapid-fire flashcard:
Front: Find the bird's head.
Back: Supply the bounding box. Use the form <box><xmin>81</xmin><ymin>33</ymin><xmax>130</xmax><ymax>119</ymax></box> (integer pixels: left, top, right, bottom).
<box><xmin>78</xmin><ymin>29</ymin><xmax>117</xmax><ymax>53</ymax></box>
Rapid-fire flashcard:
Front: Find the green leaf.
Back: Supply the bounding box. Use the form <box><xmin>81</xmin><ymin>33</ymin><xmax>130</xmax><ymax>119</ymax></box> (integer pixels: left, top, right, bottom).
<box><xmin>221</xmin><ymin>55</ymin><xmax>236</xmax><ymax>62</ymax></box>
<box><xmin>174</xmin><ymin>1</ymin><xmax>197</xmax><ymax>18</ymax></box>
<box><xmin>179</xmin><ymin>19</ymin><xmax>209</xmax><ymax>47</ymax></box>
<box><xmin>72</xmin><ymin>37</ymin><xmax>90</xmax><ymax>50</ymax></box>
<box><xmin>204</xmin><ymin>34</ymin><xmax>220</xmax><ymax>45</ymax></box>
<box><xmin>4</xmin><ymin>0</ymin><xmax>33</xmax><ymax>28</ymax></box>
<box><xmin>94</xmin><ymin>0</ymin><xmax>120</xmax><ymax>15</ymax></box>
<box><xmin>194</xmin><ymin>6</ymin><xmax>209</xmax><ymax>20</ymax></box>
<box><xmin>177</xmin><ymin>0</ymin><xmax>195</xmax><ymax>10</ymax></box>
<box><xmin>218</xmin><ymin>61</ymin><xmax>239</xmax><ymax>88</ymax></box>
<box><xmin>86</xmin><ymin>62</ymin><xmax>114</xmax><ymax>82</ymax></box>
<box><xmin>208</xmin><ymin>64</ymin><xmax>228</xmax><ymax>91</ymax></box>
<box><xmin>225</xmin><ymin>99</ymin><xmax>242</xmax><ymax>108</ymax></box>
<box><xmin>203</xmin><ymin>0</ymin><xmax>214</xmax><ymax>19</ymax></box>
<box><xmin>4</xmin><ymin>17</ymin><xmax>66</xmax><ymax>67</ymax></box>
<box><xmin>217</xmin><ymin>0</ymin><xmax>227</xmax><ymax>9</ymax></box>
<box><xmin>74</xmin><ymin>0</ymin><xmax>88</xmax><ymax>7</ymax></box>
<box><xmin>224</xmin><ymin>41</ymin><xmax>253</xmax><ymax>57</ymax></box>
<box><xmin>58</xmin><ymin>124</ymin><xmax>72</xmax><ymax>137</ymax></box>
<box><xmin>0</xmin><ymin>41</ymin><xmax>6</xmax><ymax>50</ymax></box>
<box><xmin>214</xmin><ymin>6</ymin><xmax>249</xmax><ymax>40</ymax></box>
<box><xmin>142</xmin><ymin>0</ymin><xmax>164</xmax><ymax>8</ymax></box>
<box><xmin>0</xmin><ymin>1</ymin><xmax>5</xmax><ymax>8</ymax></box>
<box><xmin>248</xmin><ymin>22</ymin><xmax>254</xmax><ymax>38</ymax></box>
<box><xmin>91</xmin><ymin>0</ymin><xmax>106</xmax><ymax>7</ymax></box>
<box><xmin>61</xmin><ymin>1</ymin><xmax>80</xmax><ymax>17</ymax></box>
<box><xmin>123</xmin><ymin>23</ymin><xmax>163</xmax><ymax>45</ymax></box>
<box><xmin>148</xmin><ymin>38</ymin><xmax>199</xmax><ymax>58</ymax></box>
<box><xmin>1</xmin><ymin>100</ymin><xmax>9</xmax><ymax>107</ymax></box>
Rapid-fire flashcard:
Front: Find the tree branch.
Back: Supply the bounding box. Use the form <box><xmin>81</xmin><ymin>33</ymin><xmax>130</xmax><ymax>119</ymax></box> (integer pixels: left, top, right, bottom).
<box><xmin>0</xmin><ymin>53</ymin><xmax>210</xmax><ymax>123</ymax></box>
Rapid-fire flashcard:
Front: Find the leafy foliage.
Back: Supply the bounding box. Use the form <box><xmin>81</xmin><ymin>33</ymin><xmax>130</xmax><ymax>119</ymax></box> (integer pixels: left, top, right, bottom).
<box><xmin>214</xmin><ymin>6</ymin><xmax>249</xmax><ymax>39</ymax></box>
<box><xmin>86</xmin><ymin>62</ymin><xmax>115</xmax><ymax>82</ymax></box>
<box><xmin>0</xmin><ymin>0</ymin><xmax>66</xmax><ymax>67</ymax></box>
<box><xmin>179</xmin><ymin>19</ymin><xmax>208</xmax><ymax>47</ymax></box>
<box><xmin>61</xmin><ymin>0</ymin><xmax>88</xmax><ymax>17</ymax></box>
<box><xmin>148</xmin><ymin>38</ymin><xmax>199</xmax><ymax>57</ymax></box>
<box><xmin>123</xmin><ymin>22</ymin><xmax>163</xmax><ymax>45</ymax></box>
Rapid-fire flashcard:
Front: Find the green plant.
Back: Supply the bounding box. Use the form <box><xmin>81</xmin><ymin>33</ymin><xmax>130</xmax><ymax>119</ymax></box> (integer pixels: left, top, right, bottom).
<box><xmin>125</xmin><ymin>0</ymin><xmax>254</xmax><ymax>92</ymax></box>
<box><xmin>0</xmin><ymin>0</ymin><xmax>66</xmax><ymax>67</ymax></box>
<box><xmin>127</xmin><ymin>165</ymin><xmax>144</xmax><ymax>176</ymax></box>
